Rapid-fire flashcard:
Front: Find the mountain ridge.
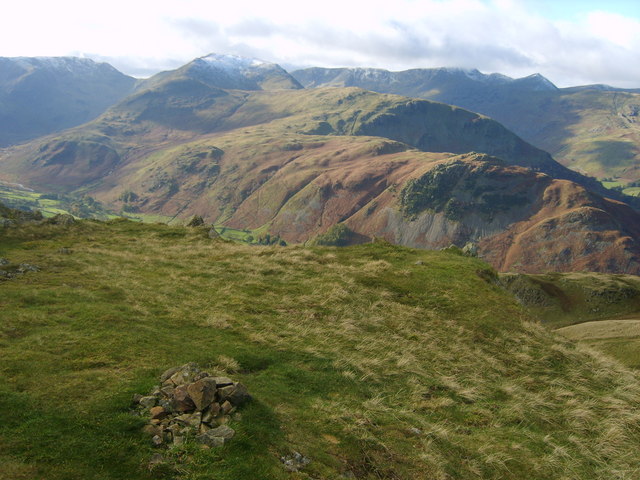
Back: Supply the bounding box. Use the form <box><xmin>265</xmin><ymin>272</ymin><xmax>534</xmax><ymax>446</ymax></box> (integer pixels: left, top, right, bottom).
<box><xmin>0</xmin><ymin>56</ymin><xmax>137</xmax><ymax>147</ymax></box>
<box><xmin>292</xmin><ymin>66</ymin><xmax>640</xmax><ymax>184</ymax></box>
<box><xmin>1</xmin><ymin>55</ymin><xmax>639</xmax><ymax>274</ymax></box>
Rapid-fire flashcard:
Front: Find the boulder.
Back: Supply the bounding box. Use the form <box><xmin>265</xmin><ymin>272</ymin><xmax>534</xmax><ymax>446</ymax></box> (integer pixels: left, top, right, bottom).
<box><xmin>219</xmin><ymin>383</ymin><xmax>252</xmax><ymax>406</ymax></box>
<box><xmin>186</xmin><ymin>378</ymin><xmax>217</xmax><ymax>411</ymax></box>
<box><xmin>171</xmin><ymin>385</ymin><xmax>195</xmax><ymax>412</ymax></box>
<box><xmin>195</xmin><ymin>425</ymin><xmax>235</xmax><ymax>447</ymax></box>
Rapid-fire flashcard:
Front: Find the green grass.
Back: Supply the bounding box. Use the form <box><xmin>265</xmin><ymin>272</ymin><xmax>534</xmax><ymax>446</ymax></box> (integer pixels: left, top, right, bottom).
<box><xmin>2</xmin><ymin>220</ymin><xmax>640</xmax><ymax>478</ymax></box>
<box><xmin>0</xmin><ymin>184</ymin><xmax>116</xmax><ymax>219</ymax></box>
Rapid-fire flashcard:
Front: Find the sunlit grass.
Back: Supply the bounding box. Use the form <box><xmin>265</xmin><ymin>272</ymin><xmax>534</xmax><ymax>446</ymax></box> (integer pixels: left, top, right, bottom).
<box><xmin>1</xmin><ymin>220</ymin><xmax>640</xmax><ymax>479</ymax></box>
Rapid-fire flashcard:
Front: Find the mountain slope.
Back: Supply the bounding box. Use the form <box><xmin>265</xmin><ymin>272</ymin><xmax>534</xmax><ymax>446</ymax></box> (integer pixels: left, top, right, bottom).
<box><xmin>0</xmin><ymin>57</ymin><xmax>137</xmax><ymax>146</ymax></box>
<box><xmin>143</xmin><ymin>53</ymin><xmax>303</xmax><ymax>92</ymax></box>
<box><xmin>1</xmin><ymin>57</ymin><xmax>639</xmax><ymax>273</ymax></box>
<box><xmin>2</xmin><ymin>218</ymin><xmax>640</xmax><ymax>478</ymax></box>
<box><xmin>292</xmin><ymin>67</ymin><xmax>640</xmax><ymax>185</ymax></box>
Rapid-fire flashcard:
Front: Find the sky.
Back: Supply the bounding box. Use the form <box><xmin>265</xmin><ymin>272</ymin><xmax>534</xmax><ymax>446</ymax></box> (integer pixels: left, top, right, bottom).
<box><xmin>1</xmin><ymin>0</ymin><xmax>639</xmax><ymax>87</ymax></box>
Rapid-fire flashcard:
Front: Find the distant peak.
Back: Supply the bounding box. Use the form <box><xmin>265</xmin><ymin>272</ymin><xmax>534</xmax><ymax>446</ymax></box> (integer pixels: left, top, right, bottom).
<box><xmin>196</xmin><ymin>53</ymin><xmax>271</xmax><ymax>71</ymax></box>
<box><xmin>515</xmin><ymin>73</ymin><xmax>557</xmax><ymax>91</ymax></box>
<box><xmin>182</xmin><ymin>53</ymin><xmax>302</xmax><ymax>91</ymax></box>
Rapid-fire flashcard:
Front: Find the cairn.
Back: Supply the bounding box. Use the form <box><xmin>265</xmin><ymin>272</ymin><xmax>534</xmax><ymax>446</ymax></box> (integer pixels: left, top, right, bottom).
<box><xmin>133</xmin><ymin>363</ymin><xmax>251</xmax><ymax>448</ymax></box>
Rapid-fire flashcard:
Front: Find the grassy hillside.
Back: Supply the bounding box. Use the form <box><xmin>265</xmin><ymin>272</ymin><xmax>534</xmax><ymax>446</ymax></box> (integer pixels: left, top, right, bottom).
<box><xmin>293</xmin><ymin>68</ymin><xmax>640</xmax><ymax>186</ymax></box>
<box><xmin>2</xmin><ymin>219</ymin><xmax>640</xmax><ymax>479</ymax></box>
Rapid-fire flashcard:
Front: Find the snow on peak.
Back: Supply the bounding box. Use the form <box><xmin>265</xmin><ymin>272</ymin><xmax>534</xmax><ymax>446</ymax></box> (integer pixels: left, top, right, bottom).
<box><xmin>196</xmin><ymin>54</ymin><xmax>270</xmax><ymax>73</ymax></box>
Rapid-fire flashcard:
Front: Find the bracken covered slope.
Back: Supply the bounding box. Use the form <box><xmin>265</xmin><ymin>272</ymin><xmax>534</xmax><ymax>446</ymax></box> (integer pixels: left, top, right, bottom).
<box><xmin>1</xmin><ymin>57</ymin><xmax>639</xmax><ymax>273</ymax></box>
<box><xmin>293</xmin><ymin>67</ymin><xmax>640</xmax><ymax>184</ymax></box>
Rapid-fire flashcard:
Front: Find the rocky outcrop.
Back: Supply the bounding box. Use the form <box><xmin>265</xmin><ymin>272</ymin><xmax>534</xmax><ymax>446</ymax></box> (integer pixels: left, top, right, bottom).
<box><xmin>133</xmin><ymin>363</ymin><xmax>251</xmax><ymax>449</ymax></box>
<box><xmin>0</xmin><ymin>258</ymin><xmax>40</xmax><ymax>280</ymax></box>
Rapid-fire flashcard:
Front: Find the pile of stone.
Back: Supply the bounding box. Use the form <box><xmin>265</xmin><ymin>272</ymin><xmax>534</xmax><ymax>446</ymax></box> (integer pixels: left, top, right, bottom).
<box><xmin>133</xmin><ymin>363</ymin><xmax>251</xmax><ymax>448</ymax></box>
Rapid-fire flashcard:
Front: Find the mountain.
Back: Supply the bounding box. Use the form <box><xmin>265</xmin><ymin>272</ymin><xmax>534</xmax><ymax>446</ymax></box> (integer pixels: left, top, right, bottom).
<box><xmin>1</xmin><ymin>55</ymin><xmax>639</xmax><ymax>274</ymax></box>
<box><xmin>0</xmin><ymin>56</ymin><xmax>137</xmax><ymax>147</ymax></box>
<box><xmin>142</xmin><ymin>53</ymin><xmax>303</xmax><ymax>92</ymax></box>
<box><xmin>292</xmin><ymin>67</ymin><xmax>640</xmax><ymax>185</ymax></box>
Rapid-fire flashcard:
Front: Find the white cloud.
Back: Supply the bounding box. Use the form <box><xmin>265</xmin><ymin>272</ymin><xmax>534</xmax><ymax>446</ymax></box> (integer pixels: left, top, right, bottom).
<box><xmin>0</xmin><ymin>0</ymin><xmax>638</xmax><ymax>87</ymax></box>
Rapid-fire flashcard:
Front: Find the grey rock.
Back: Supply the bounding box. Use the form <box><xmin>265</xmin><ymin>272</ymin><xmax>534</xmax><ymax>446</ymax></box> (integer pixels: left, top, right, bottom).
<box><xmin>195</xmin><ymin>433</ymin><xmax>225</xmax><ymax>447</ymax></box>
<box><xmin>139</xmin><ymin>396</ymin><xmax>157</xmax><ymax>408</ymax></box>
<box><xmin>174</xmin><ymin>412</ymin><xmax>202</xmax><ymax>428</ymax></box>
<box><xmin>219</xmin><ymin>383</ymin><xmax>252</xmax><ymax>406</ymax></box>
<box><xmin>212</xmin><ymin>376</ymin><xmax>234</xmax><ymax>387</ymax></box>
<box><xmin>151</xmin><ymin>434</ymin><xmax>163</xmax><ymax>446</ymax></box>
<box><xmin>202</xmin><ymin>402</ymin><xmax>221</xmax><ymax>424</ymax></box>
<box><xmin>207</xmin><ymin>425</ymin><xmax>235</xmax><ymax>440</ymax></box>
<box><xmin>221</xmin><ymin>400</ymin><xmax>233</xmax><ymax>415</ymax></box>
<box><xmin>195</xmin><ymin>425</ymin><xmax>235</xmax><ymax>447</ymax></box>
<box><xmin>281</xmin><ymin>452</ymin><xmax>311</xmax><ymax>472</ymax></box>
<box><xmin>0</xmin><ymin>258</ymin><xmax>9</xmax><ymax>266</ymax></box>
<box><xmin>17</xmin><ymin>263</ymin><xmax>40</xmax><ymax>273</ymax></box>
<box><xmin>229</xmin><ymin>382</ymin><xmax>251</xmax><ymax>406</ymax></box>
<box><xmin>159</xmin><ymin>366</ymin><xmax>181</xmax><ymax>383</ymax></box>
<box><xmin>169</xmin><ymin>363</ymin><xmax>201</xmax><ymax>386</ymax></box>
<box><xmin>462</xmin><ymin>242</ymin><xmax>478</xmax><ymax>257</ymax></box>
<box><xmin>160</xmin><ymin>385</ymin><xmax>175</xmax><ymax>398</ymax></box>
<box><xmin>171</xmin><ymin>385</ymin><xmax>195</xmax><ymax>412</ymax></box>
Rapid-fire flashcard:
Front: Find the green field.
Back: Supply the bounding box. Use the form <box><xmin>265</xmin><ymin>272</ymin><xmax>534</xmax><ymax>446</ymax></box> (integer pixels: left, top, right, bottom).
<box><xmin>2</xmin><ymin>218</ymin><xmax>640</xmax><ymax>478</ymax></box>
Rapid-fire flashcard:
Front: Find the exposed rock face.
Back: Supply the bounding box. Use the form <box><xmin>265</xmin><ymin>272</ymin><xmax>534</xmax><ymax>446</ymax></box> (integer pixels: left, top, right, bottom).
<box><xmin>133</xmin><ymin>363</ymin><xmax>251</xmax><ymax>448</ymax></box>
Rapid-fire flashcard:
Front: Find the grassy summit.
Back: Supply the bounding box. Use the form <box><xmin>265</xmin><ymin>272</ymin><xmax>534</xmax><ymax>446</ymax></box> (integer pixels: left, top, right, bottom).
<box><xmin>1</xmin><ymin>220</ymin><xmax>640</xmax><ymax>479</ymax></box>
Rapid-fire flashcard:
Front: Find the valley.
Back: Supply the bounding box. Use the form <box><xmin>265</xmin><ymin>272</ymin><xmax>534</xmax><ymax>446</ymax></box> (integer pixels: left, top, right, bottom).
<box><xmin>1</xmin><ymin>53</ymin><xmax>640</xmax><ymax>479</ymax></box>
<box><xmin>1</xmin><ymin>55</ymin><xmax>639</xmax><ymax>275</ymax></box>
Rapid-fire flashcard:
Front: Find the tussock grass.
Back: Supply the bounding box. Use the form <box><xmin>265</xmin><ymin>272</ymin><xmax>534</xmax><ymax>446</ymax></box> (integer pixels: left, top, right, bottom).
<box><xmin>2</xmin><ymin>220</ymin><xmax>640</xmax><ymax>479</ymax></box>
